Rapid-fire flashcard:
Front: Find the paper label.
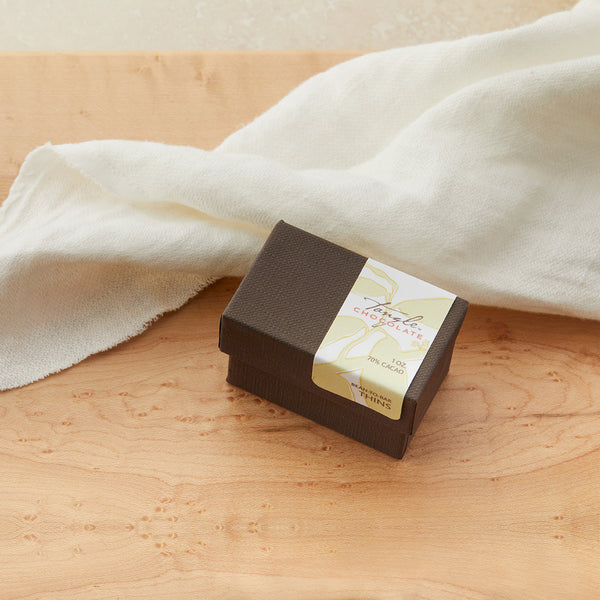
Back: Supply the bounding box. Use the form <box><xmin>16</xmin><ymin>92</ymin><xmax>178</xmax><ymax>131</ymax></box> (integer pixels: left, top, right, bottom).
<box><xmin>311</xmin><ymin>259</ymin><xmax>456</xmax><ymax>420</ymax></box>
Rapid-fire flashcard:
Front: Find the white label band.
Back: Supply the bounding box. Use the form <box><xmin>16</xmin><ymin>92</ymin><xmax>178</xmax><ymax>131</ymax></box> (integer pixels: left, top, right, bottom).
<box><xmin>311</xmin><ymin>259</ymin><xmax>456</xmax><ymax>420</ymax></box>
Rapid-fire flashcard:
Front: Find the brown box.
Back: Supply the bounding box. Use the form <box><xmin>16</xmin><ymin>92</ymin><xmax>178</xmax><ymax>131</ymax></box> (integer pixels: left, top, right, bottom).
<box><xmin>219</xmin><ymin>221</ymin><xmax>468</xmax><ymax>458</ymax></box>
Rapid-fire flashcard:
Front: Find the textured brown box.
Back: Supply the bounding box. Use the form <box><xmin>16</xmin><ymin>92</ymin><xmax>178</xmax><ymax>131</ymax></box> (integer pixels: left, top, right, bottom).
<box><xmin>219</xmin><ymin>221</ymin><xmax>468</xmax><ymax>458</ymax></box>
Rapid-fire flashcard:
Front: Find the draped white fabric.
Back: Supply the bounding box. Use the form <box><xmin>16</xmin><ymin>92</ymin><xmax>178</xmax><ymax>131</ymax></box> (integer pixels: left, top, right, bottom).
<box><xmin>1</xmin><ymin>0</ymin><xmax>599</xmax><ymax>390</ymax></box>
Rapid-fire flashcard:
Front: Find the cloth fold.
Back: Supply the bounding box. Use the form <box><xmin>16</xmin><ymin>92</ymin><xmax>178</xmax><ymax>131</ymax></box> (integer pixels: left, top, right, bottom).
<box><xmin>1</xmin><ymin>0</ymin><xmax>600</xmax><ymax>390</ymax></box>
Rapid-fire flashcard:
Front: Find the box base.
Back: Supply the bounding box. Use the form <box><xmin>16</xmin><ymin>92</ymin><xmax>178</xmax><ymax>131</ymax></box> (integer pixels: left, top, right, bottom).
<box><xmin>226</xmin><ymin>357</ymin><xmax>413</xmax><ymax>459</ymax></box>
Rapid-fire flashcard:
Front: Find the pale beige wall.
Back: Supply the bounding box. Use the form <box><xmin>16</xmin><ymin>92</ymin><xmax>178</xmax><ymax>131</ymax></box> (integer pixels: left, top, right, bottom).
<box><xmin>0</xmin><ymin>0</ymin><xmax>577</xmax><ymax>51</ymax></box>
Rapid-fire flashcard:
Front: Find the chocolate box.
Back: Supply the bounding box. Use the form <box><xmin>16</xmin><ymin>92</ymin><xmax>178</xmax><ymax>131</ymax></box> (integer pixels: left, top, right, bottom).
<box><xmin>219</xmin><ymin>221</ymin><xmax>468</xmax><ymax>458</ymax></box>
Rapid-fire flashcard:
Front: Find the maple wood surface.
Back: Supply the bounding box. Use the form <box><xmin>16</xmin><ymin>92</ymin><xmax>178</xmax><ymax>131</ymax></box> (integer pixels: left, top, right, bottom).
<box><xmin>1</xmin><ymin>46</ymin><xmax>599</xmax><ymax>600</ymax></box>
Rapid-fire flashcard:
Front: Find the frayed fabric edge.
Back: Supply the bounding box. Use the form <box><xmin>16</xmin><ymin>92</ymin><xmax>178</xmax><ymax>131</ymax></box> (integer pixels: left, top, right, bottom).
<box><xmin>0</xmin><ymin>275</ymin><xmax>218</xmax><ymax>391</ymax></box>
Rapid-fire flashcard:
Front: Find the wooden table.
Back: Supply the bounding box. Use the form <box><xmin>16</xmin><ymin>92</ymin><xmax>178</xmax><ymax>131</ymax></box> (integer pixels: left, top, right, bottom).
<box><xmin>2</xmin><ymin>19</ymin><xmax>599</xmax><ymax>600</ymax></box>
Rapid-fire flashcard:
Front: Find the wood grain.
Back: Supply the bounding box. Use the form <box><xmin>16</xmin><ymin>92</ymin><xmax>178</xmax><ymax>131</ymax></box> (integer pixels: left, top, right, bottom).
<box><xmin>1</xmin><ymin>32</ymin><xmax>598</xmax><ymax>600</ymax></box>
<box><xmin>1</xmin><ymin>280</ymin><xmax>600</xmax><ymax>599</ymax></box>
<box><xmin>0</xmin><ymin>50</ymin><xmax>360</xmax><ymax>202</ymax></box>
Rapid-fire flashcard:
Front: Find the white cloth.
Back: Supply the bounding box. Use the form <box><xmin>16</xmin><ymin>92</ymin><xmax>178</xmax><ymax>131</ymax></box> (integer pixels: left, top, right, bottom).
<box><xmin>1</xmin><ymin>1</ymin><xmax>600</xmax><ymax>391</ymax></box>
